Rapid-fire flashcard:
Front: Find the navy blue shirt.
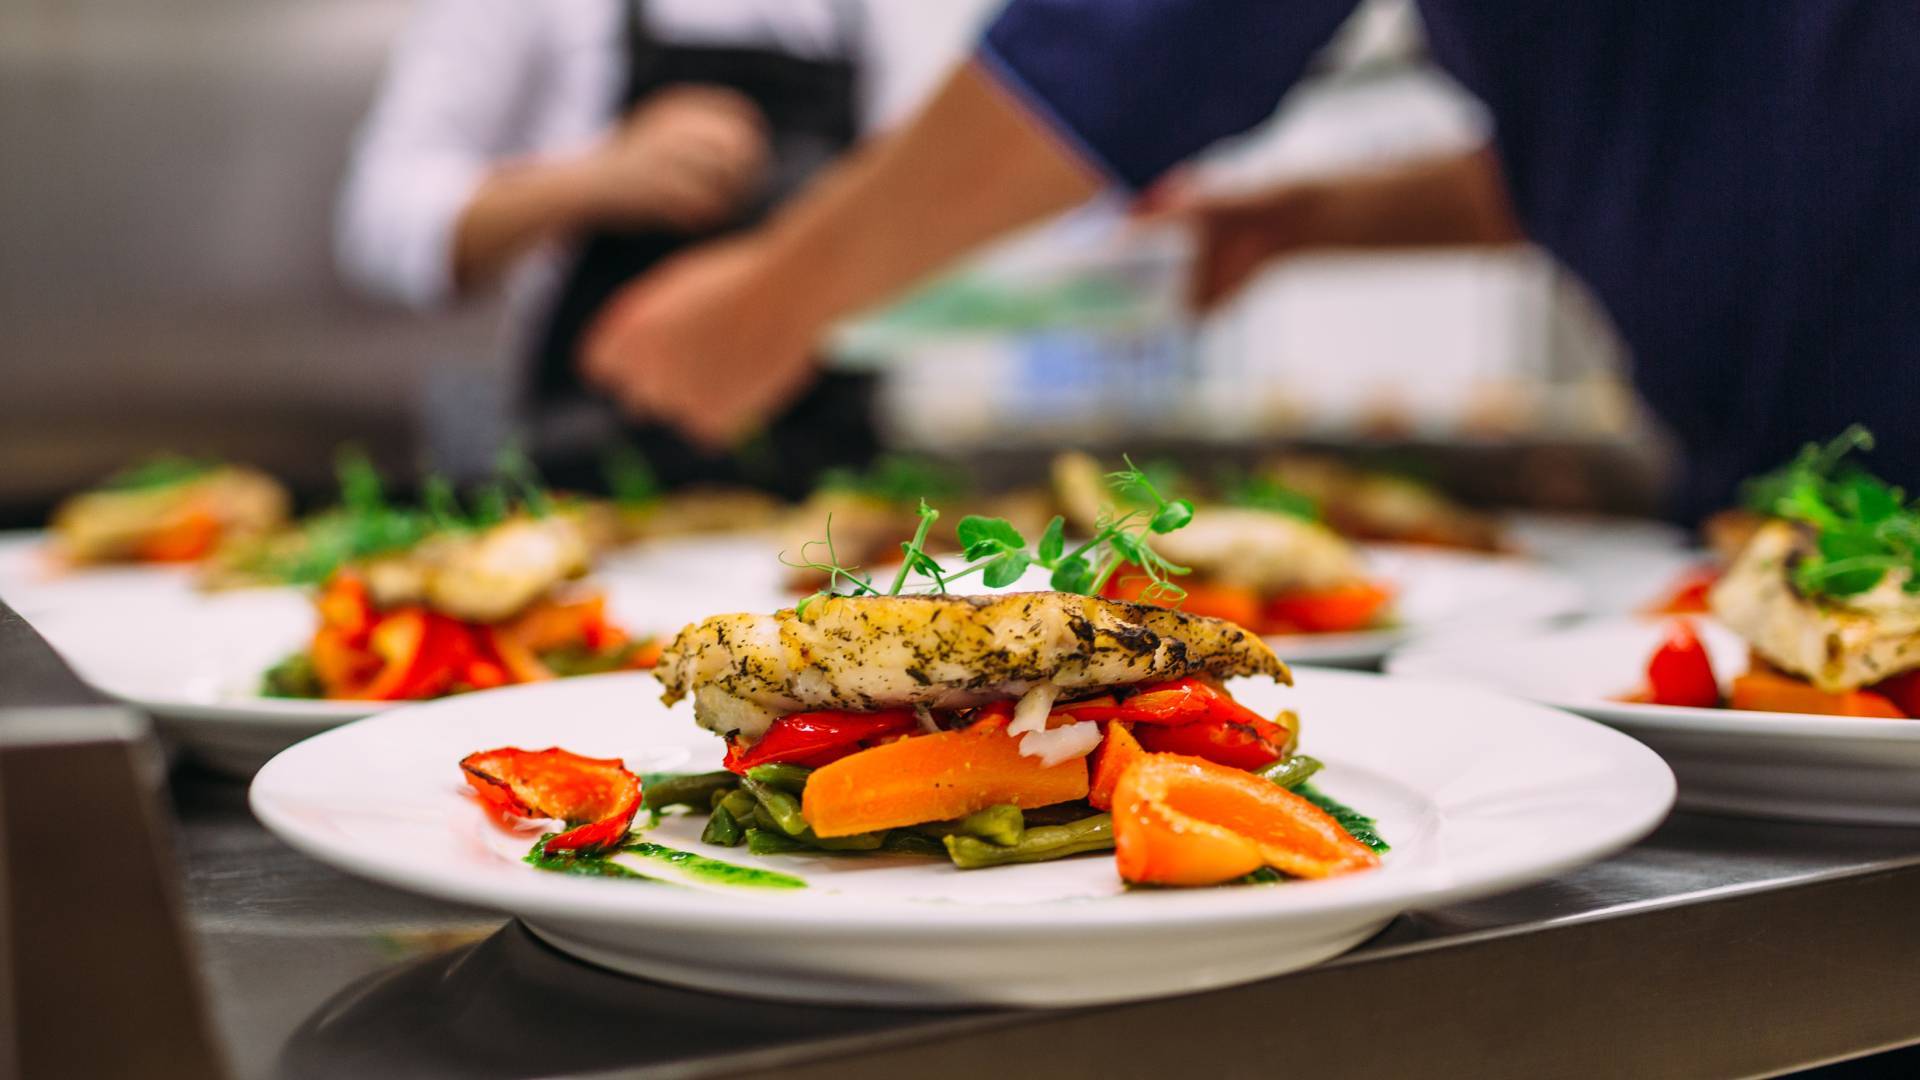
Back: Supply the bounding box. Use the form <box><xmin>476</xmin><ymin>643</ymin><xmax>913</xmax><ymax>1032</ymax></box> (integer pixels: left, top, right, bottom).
<box><xmin>983</xmin><ymin>1</ymin><xmax>1920</xmax><ymax>518</ymax></box>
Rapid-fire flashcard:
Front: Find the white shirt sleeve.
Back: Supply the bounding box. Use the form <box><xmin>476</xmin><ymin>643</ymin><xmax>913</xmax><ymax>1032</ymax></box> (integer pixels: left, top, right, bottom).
<box><xmin>333</xmin><ymin>0</ymin><xmax>551</xmax><ymax>309</ymax></box>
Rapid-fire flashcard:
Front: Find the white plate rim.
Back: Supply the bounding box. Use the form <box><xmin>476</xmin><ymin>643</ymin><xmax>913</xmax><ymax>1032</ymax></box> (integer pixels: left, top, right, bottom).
<box><xmin>249</xmin><ymin>668</ymin><xmax>1675</xmax><ymax>934</ymax></box>
<box><xmin>1385</xmin><ymin>614</ymin><xmax>1920</xmax><ymax>743</ymax></box>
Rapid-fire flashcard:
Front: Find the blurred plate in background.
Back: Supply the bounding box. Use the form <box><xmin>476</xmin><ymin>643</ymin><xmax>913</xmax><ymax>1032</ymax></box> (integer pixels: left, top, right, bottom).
<box><xmin>1269</xmin><ymin>545</ymin><xmax>1585</xmax><ymax>666</ymax></box>
<box><xmin>1387</xmin><ymin>616</ymin><xmax>1920</xmax><ymax>825</ymax></box>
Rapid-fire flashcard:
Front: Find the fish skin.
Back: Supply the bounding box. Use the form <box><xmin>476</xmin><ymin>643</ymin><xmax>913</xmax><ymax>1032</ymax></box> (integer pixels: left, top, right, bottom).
<box><xmin>654</xmin><ymin>592</ymin><xmax>1290</xmax><ymax>740</ymax></box>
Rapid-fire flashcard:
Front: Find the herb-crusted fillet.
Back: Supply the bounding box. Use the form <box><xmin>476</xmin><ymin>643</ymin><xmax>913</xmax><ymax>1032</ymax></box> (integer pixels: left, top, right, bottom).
<box><xmin>655</xmin><ymin>592</ymin><xmax>1290</xmax><ymax>741</ymax></box>
<box><xmin>1710</xmin><ymin>520</ymin><xmax>1920</xmax><ymax>692</ymax></box>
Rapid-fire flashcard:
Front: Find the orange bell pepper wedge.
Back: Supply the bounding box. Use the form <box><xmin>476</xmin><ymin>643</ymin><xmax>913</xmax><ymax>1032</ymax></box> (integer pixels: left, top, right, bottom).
<box><xmin>1088</xmin><ymin>723</ymin><xmax>1145</xmax><ymax>811</ymax></box>
<box><xmin>316</xmin><ymin>573</ymin><xmax>376</xmax><ymax>646</ymax></box>
<box><xmin>1113</xmin><ymin>754</ymin><xmax>1380</xmax><ymax>886</ymax></box>
<box><xmin>460</xmin><ymin>746</ymin><xmax>642</xmax><ymax>853</ymax></box>
<box><xmin>1728</xmin><ymin>670</ymin><xmax>1906</xmax><ymax>718</ymax></box>
<box><xmin>801</xmin><ymin>725</ymin><xmax>1089</xmax><ymax>837</ymax></box>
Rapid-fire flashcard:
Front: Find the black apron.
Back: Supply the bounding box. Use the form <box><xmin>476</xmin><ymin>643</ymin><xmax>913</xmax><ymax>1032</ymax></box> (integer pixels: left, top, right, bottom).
<box><xmin>528</xmin><ymin>0</ymin><xmax>876</xmax><ymax>498</ymax></box>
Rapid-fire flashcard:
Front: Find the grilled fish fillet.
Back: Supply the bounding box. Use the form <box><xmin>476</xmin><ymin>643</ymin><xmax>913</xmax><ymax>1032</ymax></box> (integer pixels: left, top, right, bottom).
<box><xmin>1709</xmin><ymin>520</ymin><xmax>1920</xmax><ymax>692</ymax></box>
<box><xmin>360</xmin><ymin>515</ymin><xmax>592</xmax><ymax>624</ymax></box>
<box><xmin>656</xmin><ymin>592</ymin><xmax>1291</xmax><ymax>741</ymax></box>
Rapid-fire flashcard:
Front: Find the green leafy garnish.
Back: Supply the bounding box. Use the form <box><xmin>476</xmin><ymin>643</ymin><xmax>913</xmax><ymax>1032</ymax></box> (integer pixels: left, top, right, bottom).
<box><xmin>1217</xmin><ymin>468</ymin><xmax>1320</xmax><ymax>521</ymax></box>
<box><xmin>602</xmin><ymin>444</ymin><xmax>661</xmax><ymax>508</ymax></box>
<box><xmin>228</xmin><ymin>449</ymin><xmax>556</xmax><ymax>586</ymax></box>
<box><xmin>1296</xmin><ymin>782</ymin><xmax>1389</xmax><ymax>853</ymax></box>
<box><xmin>816</xmin><ymin>454</ymin><xmax>967</xmax><ymax>506</ymax></box>
<box><xmin>1740</xmin><ymin>426</ymin><xmax>1920</xmax><ymax>599</ymax></box>
<box><xmin>785</xmin><ymin>457</ymin><xmax>1193</xmax><ymax>613</ymax></box>
<box><xmin>99</xmin><ymin>455</ymin><xmax>217</xmax><ymax>492</ymax></box>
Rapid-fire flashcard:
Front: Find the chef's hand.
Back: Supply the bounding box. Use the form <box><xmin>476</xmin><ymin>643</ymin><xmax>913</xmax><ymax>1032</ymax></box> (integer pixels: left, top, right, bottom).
<box><xmin>584</xmin><ymin>85</ymin><xmax>771</xmax><ymax>232</ymax></box>
<box><xmin>1147</xmin><ymin>183</ymin><xmax>1322</xmax><ymax>313</ymax></box>
<box><xmin>579</xmin><ymin>235</ymin><xmax>822</xmax><ymax>448</ymax></box>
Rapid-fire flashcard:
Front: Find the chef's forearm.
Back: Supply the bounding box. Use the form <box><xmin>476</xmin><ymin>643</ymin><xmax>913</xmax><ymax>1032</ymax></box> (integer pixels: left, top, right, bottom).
<box><xmin>451</xmin><ymin>157</ymin><xmax>603</xmax><ymax>292</ymax></box>
<box><xmin>1291</xmin><ymin>148</ymin><xmax>1524</xmax><ymax>252</ymax></box>
<box><xmin>753</xmin><ymin>61</ymin><xmax>1103</xmax><ymax>326</ymax></box>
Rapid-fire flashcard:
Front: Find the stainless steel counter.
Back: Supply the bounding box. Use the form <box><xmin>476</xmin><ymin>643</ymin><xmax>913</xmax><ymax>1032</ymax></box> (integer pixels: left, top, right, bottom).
<box><xmin>171</xmin><ymin>766</ymin><xmax>1920</xmax><ymax>1079</ymax></box>
<box><xmin>9</xmin><ymin>593</ymin><xmax>1920</xmax><ymax>1078</ymax></box>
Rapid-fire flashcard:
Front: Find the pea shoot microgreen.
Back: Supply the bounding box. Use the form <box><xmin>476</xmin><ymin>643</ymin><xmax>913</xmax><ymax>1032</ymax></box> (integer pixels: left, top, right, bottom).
<box><xmin>1216</xmin><ymin>468</ymin><xmax>1320</xmax><ymax>521</ymax></box>
<box><xmin>785</xmin><ymin>458</ymin><xmax>1194</xmax><ymax>615</ymax></box>
<box><xmin>236</xmin><ymin>449</ymin><xmax>557</xmax><ymax>586</ymax></box>
<box><xmin>1741</xmin><ymin>425</ymin><xmax>1920</xmax><ymax>599</ymax></box>
<box><xmin>99</xmin><ymin>454</ymin><xmax>218</xmax><ymax>492</ymax></box>
<box><xmin>816</xmin><ymin>454</ymin><xmax>968</xmax><ymax>506</ymax></box>
<box><xmin>602</xmin><ymin>443</ymin><xmax>661</xmax><ymax>508</ymax></box>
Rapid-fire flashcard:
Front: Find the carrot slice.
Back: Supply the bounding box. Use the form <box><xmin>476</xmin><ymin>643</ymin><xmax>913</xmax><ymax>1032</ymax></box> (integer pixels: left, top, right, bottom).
<box><xmin>801</xmin><ymin>727</ymin><xmax>1089</xmax><ymax>837</ymax></box>
<box><xmin>1728</xmin><ymin>670</ymin><xmax>1906</xmax><ymax>718</ymax></box>
<box><xmin>1088</xmin><ymin>723</ymin><xmax>1145</xmax><ymax>811</ymax></box>
<box><xmin>1112</xmin><ymin>754</ymin><xmax>1380</xmax><ymax>886</ymax></box>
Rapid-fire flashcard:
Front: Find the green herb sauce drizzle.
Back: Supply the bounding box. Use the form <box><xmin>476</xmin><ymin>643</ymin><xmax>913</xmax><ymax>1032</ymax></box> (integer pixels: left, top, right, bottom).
<box><xmin>524</xmin><ymin>835</ymin><xmax>806</xmax><ymax>890</ymax></box>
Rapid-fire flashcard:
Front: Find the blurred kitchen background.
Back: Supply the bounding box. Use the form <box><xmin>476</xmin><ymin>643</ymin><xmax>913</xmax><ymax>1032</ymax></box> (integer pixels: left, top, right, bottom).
<box><xmin>0</xmin><ymin>0</ymin><xmax>1669</xmax><ymax>527</ymax></box>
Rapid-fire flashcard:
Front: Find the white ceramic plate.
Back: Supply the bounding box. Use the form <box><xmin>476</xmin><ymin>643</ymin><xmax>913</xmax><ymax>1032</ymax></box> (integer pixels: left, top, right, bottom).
<box><xmin>251</xmin><ymin>668</ymin><xmax>1673</xmax><ymax>1007</ymax></box>
<box><xmin>1387</xmin><ymin>616</ymin><xmax>1920</xmax><ymax>825</ymax></box>
<box><xmin>0</xmin><ymin>530</ymin><xmax>199</xmax><ymax>619</ymax></box>
<box><xmin>1265</xmin><ymin>546</ymin><xmax>1586</xmax><ymax>666</ymax></box>
<box><xmin>24</xmin><ymin>577</ymin><xmax>711</xmax><ymax>774</ymax></box>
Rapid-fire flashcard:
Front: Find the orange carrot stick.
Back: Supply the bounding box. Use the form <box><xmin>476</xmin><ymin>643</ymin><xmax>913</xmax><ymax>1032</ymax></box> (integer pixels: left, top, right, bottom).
<box><xmin>1728</xmin><ymin>670</ymin><xmax>1906</xmax><ymax>718</ymax></box>
<box><xmin>801</xmin><ymin>726</ymin><xmax>1089</xmax><ymax>837</ymax></box>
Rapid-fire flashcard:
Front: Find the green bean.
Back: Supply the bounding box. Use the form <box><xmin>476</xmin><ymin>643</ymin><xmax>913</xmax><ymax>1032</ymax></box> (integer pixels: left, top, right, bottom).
<box><xmin>797</xmin><ymin>829</ymin><xmax>885</xmax><ymax>852</ymax></box>
<box><xmin>1256</xmin><ymin>754</ymin><xmax>1323</xmax><ymax>791</ymax></box>
<box><xmin>744</xmin><ymin>825</ymin><xmax>884</xmax><ymax>854</ymax></box>
<box><xmin>743</xmin><ymin>762</ymin><xmax>813</xmax><ymax>794</ymax></box>
<box><xmin>740</xmin><ymin>776</ymin><xmax>809</xmax><ymax>837</ymax></box>
<box><xmin>909</xmin><ymin>804</ymin><xmax>1025</xmax><ymax>846</ymax></box>
<box><xmin>880</xmin><ymin>831</ymin><xmax>948</xmax><ymax>857</ymax></box>
<box><xmin>643</xmin><ymin>771</ymin><xmax>739</xmax><ymax>812</ymax></box>
<box><xmin>944</xmin><ymin>813</ymin><xmax>1114</xmax><ymax>869</ymax></box>
<box><xmin>701</xmin><ymin>804</ymin><xmax>744</xmax><ymax>847</ymax></box>
<box><xmin>717</xmin><ymin>788</ymin><xmax>758</xmax><ymax>824</ymax></box>
<box><xmin>746</xmin><ymin>828</ymin><xmax>810</xmax><ymax>855</ymax></box>
<box><xmin>955</xmin><ymin>804</ymin><xmax>1025</xmax><ymax>846</ymax></box>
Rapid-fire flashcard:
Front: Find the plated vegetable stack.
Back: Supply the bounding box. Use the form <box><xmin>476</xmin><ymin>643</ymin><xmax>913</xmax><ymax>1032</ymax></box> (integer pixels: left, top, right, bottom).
<box><xmin>463</xmin><ymin>467</ymin><xmax>1387</xmax><ymax>889</ymax></box>
<box><xmin>1635</xmin><ymin>428</ymin><xmax>1920</xmax><ymax>719</ymax></box>
<box><xmin>266</xmin><ymin>514</ymin><xmax>657</xmax><ymax>702</ymax></box>
<box><xmin>1052</xmin><ymin>453</ymin><xmax>1394</xmax><ymax>637</ymax></box>
<box><xmin>50</xmin><ymin>456</ymin><xmax>288</xmax><ymax>565</ymax></box>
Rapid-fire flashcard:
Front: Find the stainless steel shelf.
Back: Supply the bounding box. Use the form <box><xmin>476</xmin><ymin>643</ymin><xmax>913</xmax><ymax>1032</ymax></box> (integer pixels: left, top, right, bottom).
<box><xmin>172</xmin><ymin>771</ymin><xmax>1920</xmax><ymax>1079</ymax></box>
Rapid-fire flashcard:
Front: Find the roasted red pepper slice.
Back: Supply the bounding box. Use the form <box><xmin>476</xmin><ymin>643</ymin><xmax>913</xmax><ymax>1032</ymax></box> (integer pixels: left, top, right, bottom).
<box><xmin>340</xmin><ymin>609</ymin><xmax>477</xmax><ymax>701</ymax></box>
<box><xmin>1133</xmin><ymin>714</ymin><xmax>1287</xmax><ymax>771</ymax></box>
<box><xmin>725</xmin><ymin>709</ymin><xmax>919</xmax><ymax>774</ymax></box>
<box><xmin>1645</xmin><ymin>619</ymin><xmax>1720</xmax><ymax>708</ymax></box>
<box><xmin>1263</xmin><ymin>582</ymin><xmax>1393</xmax><ymax>634</ymax></box>
<box><xmin>1054</xmin><ymin>677</ymin><xmax>1214</xmax><ymax>724</ymax></box>
<box><xmin>460</xmin><ymin>747</ymin><xmax>642</xmax><ymax>854</ymax></box>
